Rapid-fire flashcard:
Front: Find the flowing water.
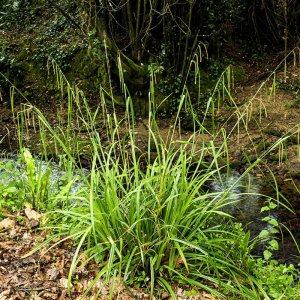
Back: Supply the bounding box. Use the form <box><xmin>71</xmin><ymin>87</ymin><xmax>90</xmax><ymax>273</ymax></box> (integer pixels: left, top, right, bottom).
<box><xmin>210</xmin><ymin>170</ymin><xmax>300</xmax><ymax>264</ymax></box>
<box><xmin>210</xmin><ymin>171</ymin><xmax>265</xmax><ymax>227</ymax></box>
<box><xmin>0</xmin><ymin>154</ymin><xmax>87</xmax><ymax>196</ymax></box>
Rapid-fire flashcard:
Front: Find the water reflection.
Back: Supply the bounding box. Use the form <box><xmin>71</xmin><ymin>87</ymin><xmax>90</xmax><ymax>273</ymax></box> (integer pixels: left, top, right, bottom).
<box><xmin>210</xmin><ymin>170</ymin><xmax>279</xmax><ymax>237</ymax></box>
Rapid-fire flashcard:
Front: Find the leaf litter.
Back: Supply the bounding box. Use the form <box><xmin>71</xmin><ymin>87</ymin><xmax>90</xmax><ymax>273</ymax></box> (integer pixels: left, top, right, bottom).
<box><xmin>0</xmin><ymin>209</ymin><xmax>218</xmax><ymax>300</ymax></box>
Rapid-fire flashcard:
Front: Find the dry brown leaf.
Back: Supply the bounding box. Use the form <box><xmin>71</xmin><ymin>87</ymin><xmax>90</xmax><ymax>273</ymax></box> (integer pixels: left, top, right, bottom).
<box><xmin>0</xmin><ymin>240</ymin><xmax>14</xmax><ymax>249</ymax></box>
<box><xmin>58</xmin><ymin>290</ymin><xmax>67</xmax><ymax>300</ymax></box>
<box><xmin>46</xmin><ymin>267</ymin><xmax>60</xmax><ymax>280</ymax></box>
<box><xmin>161</xmin><ymin>292</ymin><xmax>169</xmax><ymax>299</ymax></box>
<box><xmin>75</xmin><ymin>282</ymin><xmax>84</xmax><ymax>293</ymax></box>
<box><xmin>42</xmin><ymin>253</ymin><xmax>52</xmax><ymax>263</ymax></box>
<box><xmin>120</xmin><ymin>296</ymin><xmax>135</xmax><ymax>300</ymax></box>
<box><xmin>0</xmin><ymin>289</ymin><xmax>10</xmax><ymax>298</ymax></box>
<box><xmin>29</xmin><ymin>219</ymin><xmax>40</xmax><ymax>228</ymax></box>
<box><xmin>0</xmin><ymin>218</ymin><xmax>15</xmax><ymax>229</ymax></box>
<box><xmin>1</xmin><ymin>208</ymin><xmax>14</xmax><ymax>217</ymax></box>
<box><xmin>41</xmin><ymin>292</ymin><xmax>58</xmax><ymax>299</ymax></box>
<box><xmin>25</xmin><ymin>207</ymin><xmax>42</xmax><ymax>220</ymax></box>
<box><xmin>59</xmin><ymin>277</ymin><xmax>69</xmax><ymax>289</ymax></box>
<box><xmin>29</xmin><ymin>294</ymin><xmax>43</xmax><ymax>300</ymax></box>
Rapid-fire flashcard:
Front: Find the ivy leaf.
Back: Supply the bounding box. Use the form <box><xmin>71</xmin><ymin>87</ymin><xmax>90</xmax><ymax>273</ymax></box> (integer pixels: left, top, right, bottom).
<box><xmin>263</xmin><ymin>250</ymin><xmax>272</xmax><ymax>260</ymax></box>
<box><xmin>260</xmin><ymin>206</ymin><xmax>269</xmax><ymax>212</ymax></box>
<box><xmin>268</xmin><ymin>239</ymin><xmax>279</xmax><ymax>251</ymax></box>
<box><xmin>268</xmin><ymin>219</ymin><xmax>279</xmax><ymax>227</ymax></box>
<box><xmin>259</xmin><ymin>230</ymin><xmax>269</xmax><ymax>239</ymax></box>
<box><xmin>269</xmin><ymin>228</ymin><xmax>279</xmax><ymax>234</ymax></box>
<box><xmin>269</xmin><ymin>202</ymin><xmax>277</xmax><ymax>209</ymax></box>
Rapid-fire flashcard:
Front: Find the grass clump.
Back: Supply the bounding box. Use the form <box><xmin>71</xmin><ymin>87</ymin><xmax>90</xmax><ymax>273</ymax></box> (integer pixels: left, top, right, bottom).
<box><xmin>27</xmin><ymin>97</ymin><xmax>268</xmax><ymax>298</ymax></box>
<box><xmin>46</xmin><ymin>136</ymin><xmax>262</xmax><ymax>299</ymax></box>
<box><xmin>3</xmin><ymin>58</ymin><xmax>300</xmax><ymax>299</ymax></box>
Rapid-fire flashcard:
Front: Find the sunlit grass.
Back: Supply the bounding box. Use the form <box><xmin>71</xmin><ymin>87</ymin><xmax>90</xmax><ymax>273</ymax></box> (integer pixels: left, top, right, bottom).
<box><xmin>1</xmin><ymin>52</ymin><xmax>300</xmax><ymax>299</ymax></box>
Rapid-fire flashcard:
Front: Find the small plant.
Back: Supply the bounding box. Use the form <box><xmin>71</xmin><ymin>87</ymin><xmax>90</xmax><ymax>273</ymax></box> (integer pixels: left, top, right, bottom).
<box><xmin>87</xmin><ymin>28</ymin><xmax>105</xmax><ymax>58</ymax></box>
<box><xmin>259</xmin><ymin>200</ymin><xmax>280</xmax><ymax>261</ymax></box>
<box><xmin>0</xmin><ymin>159</ymin><xmax>25</xmax><ymax>215</ymax></box>
<box><xmin>0</xmin><ymin>148</ymin><xmax>83</xmax><ymax>215</ymax></box>
<box><xmin>253</xmin><ymin>259</ymin><xmax>300</xmax><ymax>299</ymax></box>
<box><xmin>21</xmin><ymin>148</ymin><xmax>52</xmax><ymax>209</ymax></box>
<box><xmin>253</xmin><ymin>195</ymin><xmax>300</xmax><ymax>299</ymax></box>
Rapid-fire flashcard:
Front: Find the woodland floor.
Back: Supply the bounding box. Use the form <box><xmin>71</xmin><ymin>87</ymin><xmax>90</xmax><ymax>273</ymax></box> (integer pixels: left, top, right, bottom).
<box><xmin>1</xmin><ymin>2</ymin><xmax>300</xmax><ymax>298</ymax></box>
<box><xmin>0</xmin><ymin>209</ymin><xmax>218</xmax><ymax>299</ymax></box>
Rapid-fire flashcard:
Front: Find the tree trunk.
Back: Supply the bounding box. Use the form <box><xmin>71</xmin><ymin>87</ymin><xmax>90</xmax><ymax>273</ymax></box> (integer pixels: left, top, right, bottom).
<box><xmin>82</xmin><ymin>1</ymin><xmax>148</xmax><ymax>102</ymax></box>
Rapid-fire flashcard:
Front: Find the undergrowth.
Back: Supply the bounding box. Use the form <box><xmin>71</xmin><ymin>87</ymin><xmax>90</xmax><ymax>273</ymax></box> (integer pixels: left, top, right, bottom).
<box><xmin>1</xmin><ymin>52</ymin><xmax>300</xmax><ymax>299</ymax></box>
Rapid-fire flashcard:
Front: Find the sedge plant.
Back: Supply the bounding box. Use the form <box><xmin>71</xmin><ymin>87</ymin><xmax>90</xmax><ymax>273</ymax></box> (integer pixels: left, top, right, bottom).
<box><xmin>20</xmin><ymin>86</ymin><xmax>272</xmax><ymax>299</ymax></box>
<box><xmin>6</xmin><ymin>56</ymin><xmax>300</xmax><ymax>299</ymax></box>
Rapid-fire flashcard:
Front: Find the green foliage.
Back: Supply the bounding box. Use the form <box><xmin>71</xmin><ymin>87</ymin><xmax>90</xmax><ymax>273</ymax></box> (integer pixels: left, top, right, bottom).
<box><xmin>0</xmin><ymin>149</ymin><xmax>80</xmax><ymax>214</ymax></box>
<box><xmin>19</xmin><ymin>70</ymin><xmax>276</xmax><ymax>298</ymax></box>
<box><xmin>0</xmin><ymin>160</ymin><xmax>25</xmax><ymax>214</ymax></box>
<box><xmin>20</xmin><ymin>148</ymin><xmax>52</xmax><ymax>209</ymax></box>
<box><xmin>31</xmin><ymin>16</ymin><xmax>84</xmax><ymax>71</ymax></box>
<box><xmin>48</xmin><ymin>142</ymin><xmax>261</xmax><ymax>298</ymax></box>
<box><xmin>3</xmin><ymin>40</ymin><xmax>300</xmax><ymax>299</ymax></box>
<box><xmin>255</xmin><ymin>199</ymin><xmax>300</xmax><ymax>299</ymax></box>
<box><xmin>277</xmin><ymin>78</ymin><xmax>300</xmax><ymax>108</ymax></box>
<box><xmin>87</xmin><ymin>29</ymin><xmax>105</xmax><ymax>58</ymax></box>
<box><xmin>1</xmin><ymin>0</ymin><xmax>86</xmax><ymax>75</ymax></box>
<box><xmin>202</xmin><ymin>0</ymin><xmax>246</xmax><ymax>49</ymax></box>
<box><xmin>0</xmin><ymin>43</ymin><xmax>25</xmax><ymax>88</ymax></box>
<box><xmin>259</xmin><ymin>200</ymin><xmax>281</xmax><ymax>261</ymax></box>
<box><xmin>10</xmin><ymin>69</ymin><xmax>262</xmax><ymax>297</ymax></box>
<box><xmin>253</xmin><ymin>259</ymin><xmax>300</xmax><ymax>299</ymax></box>
<box><xmin>0</xmin><ymin>0</ymin><xmax>39</xmax><ymax>30</ymax></box>
<box><xmin>276</xmin><ymin>79</ymin><xmax>300</xmax><ymax>94</ymax></box>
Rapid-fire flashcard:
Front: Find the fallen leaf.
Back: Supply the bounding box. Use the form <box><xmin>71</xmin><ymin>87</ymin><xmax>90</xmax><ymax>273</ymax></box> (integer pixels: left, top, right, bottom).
<box><xmin>25</xmin><ymin>207</ymin><xmax>42</xmax><ymax>221</ymax></box>
<box><xmin>0</xmin><ymin>240</ymin><xmax>14</xmax><ymax>249</ymax></box>
<box><xmin>1</xmin><ymin>208</ymin><xmax>13</xmax><ymax>216</ymax></box>
<box><xmin>0</xmin><ymin>218</ymin><xmax>15</xmax><ymax>230</ymax></box>
<box><xmin>41</xmin><ymin>292</ymin><xmax>58</xmax><ymax>299</ymax></box>
<box><xmin>59</xmin><ymin>277</ymin><xmax>69</xmax><ymax>289</ymax></box>
<box><xmin>0</xmin><ymin>289</ymin><xmax>11</xmax><ymax>299</ymax></box>
<box><xmin>46</xmin><ymin>267</ymin><xmax>60</xmax><ymax>280</ymax></box>
<box><xmin>29</xmin><ymin>219</ymin><xmax>40</xmax><ymax>228</ymax></box>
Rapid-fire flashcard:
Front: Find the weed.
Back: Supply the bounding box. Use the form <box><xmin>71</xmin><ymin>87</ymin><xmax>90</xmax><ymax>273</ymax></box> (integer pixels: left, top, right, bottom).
<box><xmin>0</xmin><ymin>159</ymin><xmax>25</xmax><ymax>214</ymax></box>
<box><xmin>253</xmin><ymin>259</ymin><xmax>300</xmax><ymax>299</ymax></box>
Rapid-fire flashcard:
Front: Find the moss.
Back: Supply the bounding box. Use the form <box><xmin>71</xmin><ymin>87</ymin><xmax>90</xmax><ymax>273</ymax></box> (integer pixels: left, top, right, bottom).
<box><xmin>66</xmin><ymin>48</ymin><xmax>107</xmax><ymax>92</ymax></box>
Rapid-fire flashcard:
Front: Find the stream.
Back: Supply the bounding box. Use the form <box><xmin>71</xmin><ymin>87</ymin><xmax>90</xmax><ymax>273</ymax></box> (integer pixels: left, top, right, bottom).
<box><xmin>210</xmin><ymin>170</ymin><xmax>300</xmax><ymax>264</ymax></box>
<box><xmin>0</xmin><ymin>154</ymin><xmax>87</xmax><ymax>196</ymax></box>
